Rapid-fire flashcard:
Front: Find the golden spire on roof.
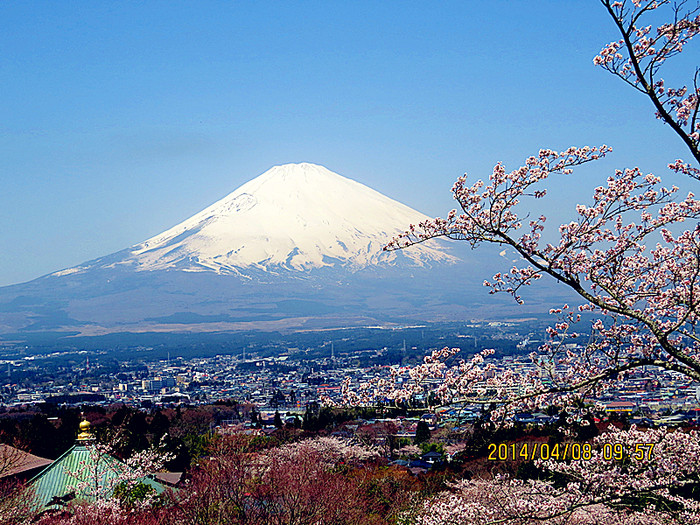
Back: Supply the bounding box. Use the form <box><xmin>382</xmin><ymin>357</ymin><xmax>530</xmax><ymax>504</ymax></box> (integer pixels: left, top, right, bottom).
<box><xmin>77</xmin><ymin>417</ymin><xmax>94</xmax><ymax>442</ymax></box>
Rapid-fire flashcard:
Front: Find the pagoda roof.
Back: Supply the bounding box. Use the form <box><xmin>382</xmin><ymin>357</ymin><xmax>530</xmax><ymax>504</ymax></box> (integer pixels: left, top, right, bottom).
<box><xmin>0</xmin><ymin>444</ymin><xmax>52</xmax><ymax>479</ymax></box>
<box><xmin>29</xmin><ymin>444</ymin><xmax>166</xmax><ymax>511</ymax></box>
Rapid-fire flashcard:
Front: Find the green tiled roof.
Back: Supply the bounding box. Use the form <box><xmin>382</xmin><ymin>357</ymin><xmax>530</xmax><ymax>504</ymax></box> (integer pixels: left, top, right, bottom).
<box><xmin>29</xmin><ymin>444</ymin><xmax>166</xmax><ymax>511</ymax></box>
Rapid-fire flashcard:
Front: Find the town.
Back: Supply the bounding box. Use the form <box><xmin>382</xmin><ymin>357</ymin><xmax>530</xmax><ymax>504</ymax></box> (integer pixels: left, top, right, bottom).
<box><xmin>1</xmin><ymin>320</ymin><xmax>697</xmax><ymax>431</ymax></box>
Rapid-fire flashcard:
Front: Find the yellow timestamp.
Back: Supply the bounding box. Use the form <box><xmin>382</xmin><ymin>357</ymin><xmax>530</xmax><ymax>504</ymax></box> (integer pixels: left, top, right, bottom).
<box><xmin>487</xmin><ymin>442</ymin><xmax>656</xmax><ymax>462</ymax></box>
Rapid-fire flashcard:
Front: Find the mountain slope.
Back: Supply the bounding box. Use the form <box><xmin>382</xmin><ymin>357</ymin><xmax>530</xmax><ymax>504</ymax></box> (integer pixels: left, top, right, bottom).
<box><xmin>1</xmin><ymin>163</ymin><xmax>485</xmax><ymax>337</ymax></box>
<box><xmin>57</xmin><ymin>163</ymin><xmax>454</xmax><ymax>278</ymax></box>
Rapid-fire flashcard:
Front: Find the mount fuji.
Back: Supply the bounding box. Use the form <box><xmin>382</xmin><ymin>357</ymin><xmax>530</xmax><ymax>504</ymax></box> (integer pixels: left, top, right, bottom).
<box><xmin>0</xmin><ymin>163</ymin><xmax>523</xmax><ymax>340</ymax></box>
<box><xmin>57</xmin><ymin>162</ymin><xmax>454</xmax><ymax>278</ymax></box>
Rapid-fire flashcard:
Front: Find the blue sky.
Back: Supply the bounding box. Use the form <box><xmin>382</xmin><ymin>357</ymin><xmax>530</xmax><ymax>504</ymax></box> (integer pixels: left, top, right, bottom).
<box><xmin>1</xmin><ymin>1</ymin><xmax>697</xmax><ymax>286</ymax></box>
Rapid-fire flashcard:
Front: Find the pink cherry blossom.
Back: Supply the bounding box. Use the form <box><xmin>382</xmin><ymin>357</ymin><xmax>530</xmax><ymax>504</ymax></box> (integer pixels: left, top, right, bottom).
<box><xmin>348</xmin><ymin>2</ymin><xmax>700</xmax><ymax>523</ymax></box>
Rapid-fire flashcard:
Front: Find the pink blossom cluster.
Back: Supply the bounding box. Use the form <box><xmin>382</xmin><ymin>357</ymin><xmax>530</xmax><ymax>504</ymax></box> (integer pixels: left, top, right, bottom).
<box><xmin>408</xmin><ymin>474</ymin><xmax>700</xmax><ymax>525</ymax></box>
<box><xmin>271</xmin><ymin>436</ymin><xmax>379</xmax><ymax>467</ymax></box>
<box><xmin>395</xmin><ymin>444</ymin><xmax>422</xmax><ymax>458</ymax></box>
<box><xmin>540</xmin><ymin>425</ymin><xmax>700</xmax><ymax>497</ymax></box>
<box><xmin>595</xmin><ymin>1</ymin><xmax>700</xmax><ymax>162</ymax></box>
<box><xmin>669</xmin><ymin>158</ymin><xmax>700</xmax><ymax>179</ymax></box>
<box><xmin>405</xmin><ymin>425</ymin><xmax>700</xmax><ymax>525</ymax></box>
<box><xmin>341</xmin><ymin>347</ymin><xmax>499</xmax><ymax>409</ymax></box>
<box><xmin>35</xmin><ymin>502</ymin><xmax>138</xmax><ymax>525</ymax></box>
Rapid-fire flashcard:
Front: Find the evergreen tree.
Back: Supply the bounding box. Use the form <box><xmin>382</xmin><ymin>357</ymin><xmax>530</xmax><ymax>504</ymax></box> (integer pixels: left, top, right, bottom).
<box><xmin>414</xmin><ymin>420</ymin><xmax>430</xmax><ymax>445</ymax></box>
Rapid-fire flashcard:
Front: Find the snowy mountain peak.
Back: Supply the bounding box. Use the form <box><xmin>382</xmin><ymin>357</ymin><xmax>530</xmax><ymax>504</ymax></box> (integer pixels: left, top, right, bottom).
<box><xmin>83</xmin><ymin>163</ymin><xmax>456</xmax><ymax>276</ymax></box>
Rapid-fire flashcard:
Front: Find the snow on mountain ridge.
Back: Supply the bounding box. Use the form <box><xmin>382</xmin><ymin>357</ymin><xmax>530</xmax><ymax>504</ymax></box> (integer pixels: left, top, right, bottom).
<box><xmin>74</xmin><ymin>163</ymin><xmax>455</xmax><ymax>276</ymax></box>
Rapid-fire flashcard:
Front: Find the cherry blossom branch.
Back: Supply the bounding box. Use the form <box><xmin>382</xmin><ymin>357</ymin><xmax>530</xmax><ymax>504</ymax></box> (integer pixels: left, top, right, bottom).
<box><xmin>363</xmin><ymin>3</ymin><xmax>700</xmax><ymax>523</ymax></box>
<box><xmin>597</xmin><ymin>0</ymin><xmax>700</xmax><ymax>165</ymax></box>
<box><xmin>381</xmin><ymin>144</ymin><xmax>700</xmax><ymax>412</ymax></box>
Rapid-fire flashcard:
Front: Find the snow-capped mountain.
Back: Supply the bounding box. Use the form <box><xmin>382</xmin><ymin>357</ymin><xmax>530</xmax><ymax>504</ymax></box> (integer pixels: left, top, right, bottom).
<box><xmin>0</xmin><ymin>162</ymin><xmax>491</xmax><ymax>338</ymax></box>
<box><xmin>56</xmin><ymin>163</ymin><xmax>454</xmax><ymax>278</ymax></box>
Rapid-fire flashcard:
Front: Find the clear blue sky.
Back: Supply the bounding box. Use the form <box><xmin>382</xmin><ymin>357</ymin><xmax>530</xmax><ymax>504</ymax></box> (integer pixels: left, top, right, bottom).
<box><xmin>1</xmin><ymin>1</ymin><xmax>697</xmax><ymax>286</ymax></box>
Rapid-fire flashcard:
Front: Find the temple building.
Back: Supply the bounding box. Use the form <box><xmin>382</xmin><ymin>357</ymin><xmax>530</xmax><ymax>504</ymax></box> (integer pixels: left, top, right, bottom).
<box><xmin>29</xmin><ymin>418</ymin><xmax>168</xmax><ymax>512</ymax></box>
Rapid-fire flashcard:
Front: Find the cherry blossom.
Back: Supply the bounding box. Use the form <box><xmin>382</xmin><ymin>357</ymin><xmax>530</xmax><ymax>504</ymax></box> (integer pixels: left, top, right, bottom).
<box><xmin>365</xmin><ymin>0</ymin><xmax>700</xmax><ymax>421</ymax></box>
<box><xmin>348</xmin><ymin>2</ymin><xmax>700</xmax><ymax>523</ymax></box>
<box><xmin>595</xmin><ymin>0</ymin><xmax>700</xmax><ymax>167</ymax></box>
